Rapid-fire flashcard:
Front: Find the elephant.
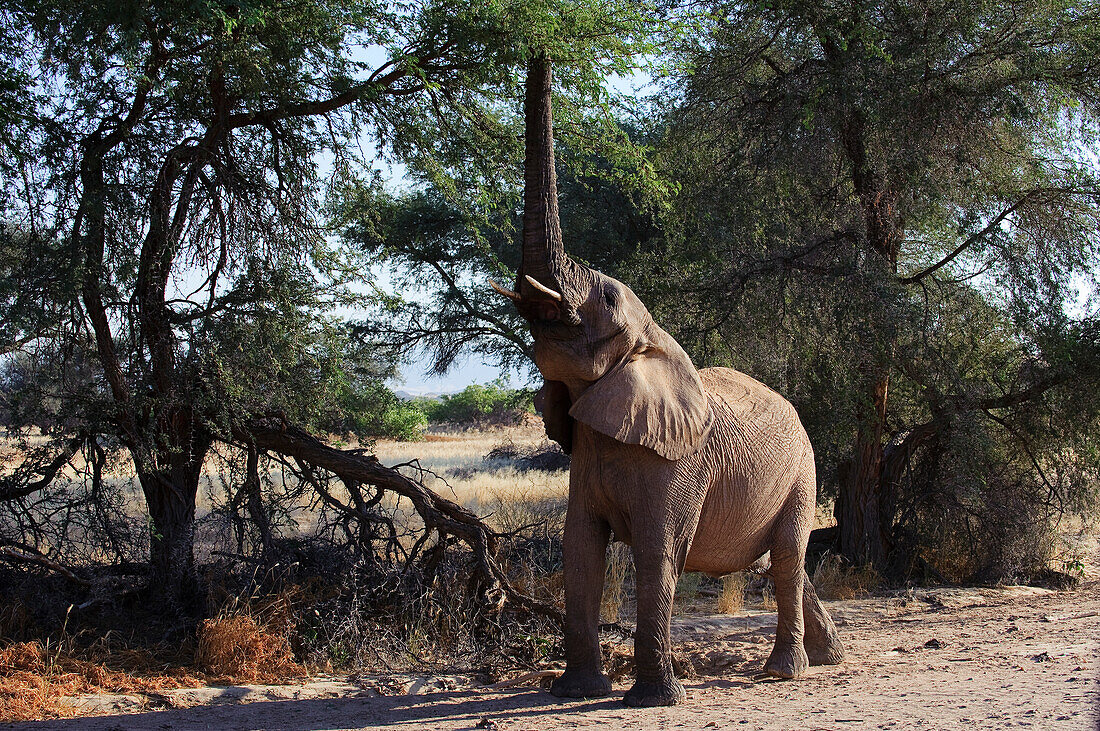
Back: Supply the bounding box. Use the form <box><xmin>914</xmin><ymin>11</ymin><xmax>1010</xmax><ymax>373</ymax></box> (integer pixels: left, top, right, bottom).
<box><xmin>492</xmin><ymin>55</ymin><xmax>844</xmax><ymax>708</ymax></box>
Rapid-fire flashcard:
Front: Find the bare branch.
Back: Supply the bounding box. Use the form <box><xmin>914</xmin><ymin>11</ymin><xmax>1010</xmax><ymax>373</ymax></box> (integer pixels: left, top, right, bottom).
<box><xmin>0</xmin><ymin>545</ymin><xmax>91</xmax><ymax>587</ymax></box>
<box><xmin>235</xmin><ymin>417</ymin><xmax>562</xmax><ymax>622</ymax></box>
<box><xmin>0</xmin><ymin>435</ymin><xmax>86</xmax><ymax>503</ymax></box>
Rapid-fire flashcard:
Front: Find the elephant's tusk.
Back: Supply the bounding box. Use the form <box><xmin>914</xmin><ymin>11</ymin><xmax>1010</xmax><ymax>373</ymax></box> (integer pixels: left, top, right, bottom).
<box><xmin>488</xmin><ymin>279</ymin><xmax>522</xmax><ymax>300</ymax></box>
<box><xmin>524</xmin><ymin>275</ymin><xmax>563</xmax><ymax>301</ymax></box>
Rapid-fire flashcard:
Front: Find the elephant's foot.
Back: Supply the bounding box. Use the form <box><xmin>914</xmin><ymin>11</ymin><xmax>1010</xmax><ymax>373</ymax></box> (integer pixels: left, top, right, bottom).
<box><xmin>806</xmin><ymin>636</ymin><xmax>845</xmax><ymax>666</ymax></box>
<box><xmin>764</xmin><ymin>643</ymin><xmax>809</xmax><ymax>679</ymax></box>
<box><xmin>549</xmin><ymin>668</ymin><xmax>612</xmax><ymax>699</ymax></box>
<box><xmin>623</xmin><ymin>677</ymin><xmax>686</xmax><ymax>707</ymax></box>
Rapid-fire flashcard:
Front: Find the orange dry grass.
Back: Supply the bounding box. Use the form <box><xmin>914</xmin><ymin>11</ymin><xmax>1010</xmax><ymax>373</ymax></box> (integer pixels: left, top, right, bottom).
<box><xmin>195</xmin><ymin>615</ymin><xmax>304</xmax><ymax>683</ymax></box>
<box><xmin>0</xmin><ymin>641</ymin><xmax>203</xmax><ymax>722</ymax></box>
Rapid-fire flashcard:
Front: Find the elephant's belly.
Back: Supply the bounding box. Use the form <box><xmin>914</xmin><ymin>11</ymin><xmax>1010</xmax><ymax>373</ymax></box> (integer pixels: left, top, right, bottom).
<box><xmin>684</xmin><ymin>500</ymin><xmax>779</xmax><ymax>575</ymax></box>
<box><xmin>681</xmin><ymin>447</ymin><xmax>805</xmax><ymax>574</ymax></box>
<box><xmin>682</xmin><ymin>372</ymin><xmax>811</xmax><ymax>575</ymax></box>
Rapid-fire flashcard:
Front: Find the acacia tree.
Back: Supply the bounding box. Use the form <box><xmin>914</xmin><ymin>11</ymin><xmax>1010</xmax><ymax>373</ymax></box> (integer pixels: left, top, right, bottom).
<box><xmin>0</xmin><ymin>0</ymin><xmax>651</xmax><ymax>613</ymax></box>
<box><xmin>658</xmin><ymin>0</ymin><xmax>1100</xmax><ymax>570</ymax></box>
<box><xmin>0</xmin><ymin>0</ymin><xmax>667</xmax><ymax>619</ymax></box>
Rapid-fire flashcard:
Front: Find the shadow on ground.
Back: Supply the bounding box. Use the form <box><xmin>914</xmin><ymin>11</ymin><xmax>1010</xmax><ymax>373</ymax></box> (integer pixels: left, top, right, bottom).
<box><xmin>2</xmin><ymin>688</ymin><xmax>624</xmax><ymax>731</ymax></box>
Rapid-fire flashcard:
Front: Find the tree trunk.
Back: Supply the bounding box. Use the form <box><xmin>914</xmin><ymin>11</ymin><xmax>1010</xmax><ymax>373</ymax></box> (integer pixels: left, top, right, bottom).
<box><xmin>839</xmin><ymin>373</ymin><xmax>890</xmax><ymax>566</ymax></box>
<box><xmin>138</xmin><ymin>464</ymin><xmax>202</xmax><ymax>613</ymax></box>
<box><xmin>133</xmin><ymin>421</ymin><xmax>209</xmax><ymax>615</ymax></box>
<box><xmin>835</xmin><ymin>111</ymin><xmax>902</xmax><ymax>569</ymax></box>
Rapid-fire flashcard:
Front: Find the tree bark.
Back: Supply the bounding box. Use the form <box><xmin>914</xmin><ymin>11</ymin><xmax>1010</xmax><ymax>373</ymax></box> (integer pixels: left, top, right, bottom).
<box><xmin>133</xmin><ymin>411</ymin><xmax>211</xmax><ymax>615</ymax></box>
<box><xmin>836</xmin><ymin>110</ymin><xmax>901</xmax><ymax>569</ymax></box>
<box><xmin>140</xmin><ymin>468</ymin><xmax>202</xmax><ymax>612</ymax></box>
<box><xmin>839</xmin><ymin>373</ymin><xmax>890</xmax><ymax>566</ymax></box>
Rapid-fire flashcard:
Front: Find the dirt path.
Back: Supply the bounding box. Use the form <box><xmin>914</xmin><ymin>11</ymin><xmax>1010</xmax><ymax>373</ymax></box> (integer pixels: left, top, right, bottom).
<box><xmin>5</xmin><ymin>575</ymin><xmax>1098</xmax><ymax>731</ymax></box>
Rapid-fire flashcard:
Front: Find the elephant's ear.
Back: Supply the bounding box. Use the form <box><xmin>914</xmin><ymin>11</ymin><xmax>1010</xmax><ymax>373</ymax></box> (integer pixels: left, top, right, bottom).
<box><xmin>535</xmin><ymin>379</ymin><xmax>573</xmax><ymax>454</ymax></box>
<box><xmin>569</xmin><ymin>332</ymin><xmax>713</xmax><ymax>460</ymax></box>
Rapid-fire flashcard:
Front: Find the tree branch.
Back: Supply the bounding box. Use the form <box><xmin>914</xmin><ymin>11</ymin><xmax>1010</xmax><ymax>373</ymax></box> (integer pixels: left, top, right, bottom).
<box><xmin>0</xmin><ymin>546</ymin><xmax>91</xmax><ymax>587</ymax></box>
<box><xmin>224</xmin><ymin>43</ymin><xmax>454</xmax><ymax>130</ymax></box>
<box><xmin>900</xmin><ymin>190</ymin><xmax>1039</xmax><ymax>285</ymax></box>
<box><xmin>235</xmin><ymin>417</ymin><xmax>561</xmax><ymax>622</ymax></box>
<box><xmin>0</xmin><ymin>435</ymin><xmax>86</xmax><ymax>503</ymax></box>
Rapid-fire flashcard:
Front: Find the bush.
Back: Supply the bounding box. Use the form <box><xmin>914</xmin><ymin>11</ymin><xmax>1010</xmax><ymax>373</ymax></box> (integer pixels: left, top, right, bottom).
<box><xmin>888</xmin><ymin>413</ymin><xmax>1086</xmax><ymax>584</ymax></box>
<box><xmin>422</xmin><ymin>380</ymin><xmax>533</xmax><ymax>426</ymax></box>
<box><xmin>322</xmin><ymin>381</ymin><xmax>427</xmax><ymax>441</ymax></box>
<box><xmin>196</xmin><ymin>615</ymin><xmax>303</xmax><ymax>683</ymax></box>
<box><xmin>485</xmin><ymin>440</ymin><xmax>570</xmax><ymax>471</ymax></box>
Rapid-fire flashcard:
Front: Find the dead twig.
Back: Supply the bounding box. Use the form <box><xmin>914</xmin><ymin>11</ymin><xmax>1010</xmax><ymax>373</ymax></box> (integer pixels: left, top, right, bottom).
<box><xmin>234</xmin><ymin>417</ymin><xmax>564</xmax><ymax>624</ymax></box>
<box><xmin>0</xmin><ymin>546</ymin><xmax>91</xmax><ymax>587</ymax></box>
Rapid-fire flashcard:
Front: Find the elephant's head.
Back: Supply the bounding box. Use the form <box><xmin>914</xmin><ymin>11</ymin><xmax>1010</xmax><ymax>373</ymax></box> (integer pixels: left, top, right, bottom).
<box><xmin>489</xmin><ymin>56</ymin><xmax>713</xmax><ymax>461</ymax></box>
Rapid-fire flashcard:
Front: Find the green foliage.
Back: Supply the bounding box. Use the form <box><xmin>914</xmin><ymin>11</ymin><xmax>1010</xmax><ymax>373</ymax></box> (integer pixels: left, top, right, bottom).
<box><xmin>334</xmin><ymin>135</ymin><xmax>666</xmax><ymax>378</ymax></box>
<box><xmin>0</xmin><ymin>0</ymin><xmax>676</xmax><ymax>603</ymax></box>
<box><xmin>328</xmin><ymin>381</ymin><xmax>428</xmax><ymax>442</ymax></box>
<box><xmin>419</xmin><ymin>380</ymin><xmax>533</xmax><ymax>426</ymax></box>
<box><xmin>349</xmin><ymin>0</ymin><xmax>1100</xmax><ymax>581</ymax></box>
<box><xmin>644</xmin><ymin>0</ymin><xmax>1100</xmax><ymax>577</ymax></box>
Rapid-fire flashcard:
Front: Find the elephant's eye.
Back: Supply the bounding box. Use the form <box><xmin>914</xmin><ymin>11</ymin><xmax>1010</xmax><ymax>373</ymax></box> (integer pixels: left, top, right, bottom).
<box><xmin>603</xmin><ymin>289</ymin><xmax>616</xmax><ymax>308</ymax></box>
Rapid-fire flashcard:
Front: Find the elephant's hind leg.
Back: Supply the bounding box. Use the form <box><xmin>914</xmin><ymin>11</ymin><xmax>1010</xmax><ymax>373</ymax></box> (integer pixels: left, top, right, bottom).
<box><xmin>763</xmin><ymin>469</ymin><xmax>814</xmax><ymax>679</ymax></box>
<box><xmin>802</xmin><ymin>570</ymin><xmax>845</xmax><ymax>665</ymax></box>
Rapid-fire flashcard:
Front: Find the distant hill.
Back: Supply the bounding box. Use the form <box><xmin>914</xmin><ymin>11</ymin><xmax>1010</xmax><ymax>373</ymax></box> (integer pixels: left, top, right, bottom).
<box><xmin>393</xmin><ymin>388</ymin><xmax>446</xmax><ymax>401</ymax></box>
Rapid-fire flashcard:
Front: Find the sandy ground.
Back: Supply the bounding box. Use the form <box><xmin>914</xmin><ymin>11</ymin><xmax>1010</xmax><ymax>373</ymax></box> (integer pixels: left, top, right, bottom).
<box><xmin>4</xmin><ymin>568</ymin><xmax>1098</xmax><ymax>731</ymax></box>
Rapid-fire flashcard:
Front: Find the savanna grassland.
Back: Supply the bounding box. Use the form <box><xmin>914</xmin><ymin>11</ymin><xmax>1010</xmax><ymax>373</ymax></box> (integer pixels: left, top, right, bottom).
<box><xmin>2</xmin><ymin>422</ymin><xmax>1097</xmax><ymax>729</ymax></box>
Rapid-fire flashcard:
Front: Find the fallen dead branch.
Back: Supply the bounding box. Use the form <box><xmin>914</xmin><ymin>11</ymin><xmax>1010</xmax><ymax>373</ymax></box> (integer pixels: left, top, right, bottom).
<box><xmin>0</xmin><ymin>547</ymin><xmax>90</xmax><ymax>588</ymax></box>
<box><xmin>236</xmin><ymin>416</ymin><xmax>563</xmax><ymax>624</ymax></box>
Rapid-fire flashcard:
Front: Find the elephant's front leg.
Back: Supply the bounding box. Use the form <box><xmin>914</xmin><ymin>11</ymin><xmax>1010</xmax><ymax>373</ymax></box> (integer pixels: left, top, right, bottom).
<box><xmin>624</xmin><ymin>537</ymin><xmax>688</xmax><ymax>707</ymax></box>
<box><xmin>549</xmin><ymin>505</ymin><xmax>612</xmax><ymax>699</ymax></box>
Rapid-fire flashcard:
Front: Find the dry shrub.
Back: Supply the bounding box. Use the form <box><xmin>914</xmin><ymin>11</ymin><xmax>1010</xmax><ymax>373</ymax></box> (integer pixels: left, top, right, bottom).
<box><xmin>812</xmin><ymin>553</ymin><xmax>882</xmax><ymax>600</ymax></box>
<box><xmin>195</xmin><ymin>615</ymin><xmax>303</xmax><ymax>683</ymax></box>
<box><xmin>601</xmin><ymin>642</ymin><xmax>697</xmax><ymax>683</ymax></box>
<box><xmin>716</xmin><ymin>572</ymin><xmax>746</xmax><ymax>614</ymax></box>
<box><xmin>0</xmin><ymin>600</ymin><xmax>31</xmax><ymax>640</ymax></box>
<box><xmin>485</xmin><ymin>440</ymin><xmax>570</xmax><ymax>472</ymax></box>
<box><xmin>759</xmin><ymin>582</ymin><xmax>777</xmax><ymax>610</ymax></box>
<box><xmin>505</xmin><ymin>568</ymin><xmax>565</xmax><ymax>610</ymax></box>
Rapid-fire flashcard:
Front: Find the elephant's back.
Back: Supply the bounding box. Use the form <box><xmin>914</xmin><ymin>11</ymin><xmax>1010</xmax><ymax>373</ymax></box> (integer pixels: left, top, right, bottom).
<box><xmin>697</xmin><ymin>367</ymin><xmax>808</xmax><ymax>477</ymax></box>
<box><xmin>698</xmin><ymin>367</ymin><xmax>801</xmax><ymax>433</ymax></box>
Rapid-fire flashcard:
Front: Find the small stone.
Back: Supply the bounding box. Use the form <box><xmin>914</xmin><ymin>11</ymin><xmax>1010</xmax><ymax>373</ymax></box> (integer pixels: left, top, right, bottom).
<box><xmin>924</xmin><ymin>638</ymin><xmax>943</xmax><ymax>649</ymax></box>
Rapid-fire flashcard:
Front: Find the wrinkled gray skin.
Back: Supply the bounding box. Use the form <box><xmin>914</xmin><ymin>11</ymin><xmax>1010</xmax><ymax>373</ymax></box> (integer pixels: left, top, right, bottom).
<box><xmin>508</xmin><ymin>54</ymin><xmax>842</xmax><ymax>708</ymax></box>
<box><xmin>512</xmin><ymin>262</ymin><xmax>845</xmax><ymax>708</ymax></box>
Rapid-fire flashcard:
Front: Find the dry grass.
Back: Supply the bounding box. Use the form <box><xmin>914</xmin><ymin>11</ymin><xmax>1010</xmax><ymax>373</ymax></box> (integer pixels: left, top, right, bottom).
<box><xmin>0</xmin><ymin>641</ymin><xmax>204</xmax><ymax>722</ymax></box>
<box><xmin>601</xmin><ymin>544</ymin><xmax>632</xmax><ymax>623</ymax></box>
<box><xmin>0</xmin><ymin>580</ymin><xmax>312</xmax><ymax>722</ymax></box>
<box><xmin>195</xmin><ymin>615</ymin><xmax>303</xmax><ymax>683</ymax></box>
<box><xmin>373</xmin><ymin>424</ymin><xmax>568</xmax><ymax>514</ymax></box>
<box><xmin>812</xmin><ymin>553</ymin><xmax>883</xmax><ymax>600</ymax></box>
<box><xmin>716</xmin><ymin>572</ymin><xmax>747</xmax><ymax>614</ymax></box>
<box><xmin>759</xmin><ymin>581</ymin><xmax>777</xmax><ymax>610</ymax></box>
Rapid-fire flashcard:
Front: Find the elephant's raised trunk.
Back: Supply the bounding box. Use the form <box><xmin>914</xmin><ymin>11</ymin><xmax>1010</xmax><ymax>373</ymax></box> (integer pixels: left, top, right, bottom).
<box><xmin>520</xmin><ymin>53</ymin><xmax>567</xmax><ymax>293</ymax></box>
